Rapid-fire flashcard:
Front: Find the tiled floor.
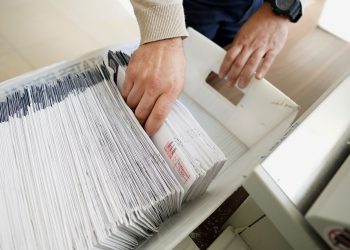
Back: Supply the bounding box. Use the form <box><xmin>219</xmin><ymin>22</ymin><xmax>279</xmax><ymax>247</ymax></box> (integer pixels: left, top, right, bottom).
<box><xmin>0</xmin><ymin>0</ymin><xmax>139</xmax><ymax>82</ymax></box>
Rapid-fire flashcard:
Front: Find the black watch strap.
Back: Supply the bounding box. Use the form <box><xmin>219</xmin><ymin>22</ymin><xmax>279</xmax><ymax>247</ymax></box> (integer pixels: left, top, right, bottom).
<box><xmin>288</xmin><ymin>1</ymin><xmax>302</xmax><ymax>23</ymax></box>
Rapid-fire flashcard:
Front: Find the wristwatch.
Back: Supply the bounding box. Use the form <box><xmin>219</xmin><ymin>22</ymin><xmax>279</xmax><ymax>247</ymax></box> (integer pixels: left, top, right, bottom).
<box><xmin>266</xmin><ymin>0</ymin><xmax>302</xmax><ymax>23</ymax></box>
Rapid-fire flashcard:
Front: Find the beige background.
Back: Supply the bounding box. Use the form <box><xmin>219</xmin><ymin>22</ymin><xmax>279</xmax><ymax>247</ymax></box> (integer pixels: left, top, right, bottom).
<box><xmin>0</xmin><ymin>0</ymin><xmax>139</xmax><ymax>82</ymax></box>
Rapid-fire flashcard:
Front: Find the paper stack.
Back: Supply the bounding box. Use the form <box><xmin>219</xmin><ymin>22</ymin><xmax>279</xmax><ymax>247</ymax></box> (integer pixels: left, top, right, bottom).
<box><xmin>0</xmin><ymin>50</ymin><xmax>226</xmax><ymax>250</ymax></box>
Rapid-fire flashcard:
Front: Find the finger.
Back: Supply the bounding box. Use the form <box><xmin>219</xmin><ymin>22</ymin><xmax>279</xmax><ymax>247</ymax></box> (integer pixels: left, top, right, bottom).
<box><xmin>126</xmin><ymin>83</ymin><xmax>144</xmax><ymax>110</ymax></box>
<box><xmin>144</xmin><ymin>94</ymin><xmax>174</xmax><ymax>136</ymax></box>
<box><xmin>256</xmin><ymin>50</ymin><xmax>277</xmax><ymax>79</ymax></box>
<box><xmin>122</xmin><ymin>68</ymin><xmax>134</xmax><ymax>99</ymax></box>
<box><xmin>219</xmin><ymin>45</ymin><xmax>242</xmax><ymax>79</ymax></box>
<box><xmin>226</xmin><ymin>47</ymin><xmax>253</xmax><ymax>86</ymax></box>
<box><xmin>134</xmin><ymin>91</ymin><xmax>158</xmax><ymax>125</ymax></box>
<box><xmin>237</xmin><ymin>48</ymin><xmax>266</xmax><ymax>88</ymax></box>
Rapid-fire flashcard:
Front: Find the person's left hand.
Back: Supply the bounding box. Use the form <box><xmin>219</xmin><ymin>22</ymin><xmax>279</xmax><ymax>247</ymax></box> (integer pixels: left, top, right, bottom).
<box><xmin>219</xmin><ymin>2</ymin><xmax>289</xmax><ymax>88</ymax></box>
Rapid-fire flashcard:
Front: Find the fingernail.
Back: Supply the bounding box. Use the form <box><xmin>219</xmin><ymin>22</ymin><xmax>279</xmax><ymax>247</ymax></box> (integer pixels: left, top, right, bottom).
<box><xmin>238</xmin><ymin>79</ymin><xmax>245</xmax><ymax>88</ymax></box>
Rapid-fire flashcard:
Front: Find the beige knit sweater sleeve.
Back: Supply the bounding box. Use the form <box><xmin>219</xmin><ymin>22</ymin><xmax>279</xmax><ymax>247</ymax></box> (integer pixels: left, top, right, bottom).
<box><xmin>130</xmin><ymin>0</ymin><xmax>188</xmax><ymax>44</ymax></box>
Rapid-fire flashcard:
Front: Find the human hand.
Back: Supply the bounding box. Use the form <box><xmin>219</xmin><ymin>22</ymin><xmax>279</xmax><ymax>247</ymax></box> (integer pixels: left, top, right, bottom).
<box><xmin>219</xmin><ymin>2</ymin><xmax>289</xmax><ymax>88</ymax></box>
<box><xmin>122</xmin><ymin>37</ymin><xmax>185</xmax><ymax>136</ymax></box>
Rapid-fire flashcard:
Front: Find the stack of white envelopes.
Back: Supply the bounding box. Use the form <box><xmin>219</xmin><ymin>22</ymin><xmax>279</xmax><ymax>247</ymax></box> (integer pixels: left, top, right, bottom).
<box><xmin>0</xmin><ymin>51</ymin><xmax>226</xmax><ymax>250</ymax></box>
<box><xmin>110</xmin><ymin>50</ymin><xmax>227</xmax><ymax>200</ymax></box>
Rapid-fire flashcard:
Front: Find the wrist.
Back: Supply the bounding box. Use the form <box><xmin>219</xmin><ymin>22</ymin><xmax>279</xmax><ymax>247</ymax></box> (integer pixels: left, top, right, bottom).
<box><xmin>143</xmin><ymin>37</ymin><xmax>183</xmax><ymax>49</ymax></box>
<box><xmin>163</xmin><ymin>37</ymin><xmax>183</xmax><ymax>47</ymax></box>
<box><xmin>261</xmin><ymin>2</ymin><xmax>289</xmax><ymax>23</ymax></box>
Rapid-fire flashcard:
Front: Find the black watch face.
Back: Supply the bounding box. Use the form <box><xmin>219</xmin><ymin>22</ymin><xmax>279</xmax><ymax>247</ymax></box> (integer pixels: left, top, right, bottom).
<box><xmin>276</xmin><ymin>0</ymin><xmax>295</xmax><ymax>11</ymax></box>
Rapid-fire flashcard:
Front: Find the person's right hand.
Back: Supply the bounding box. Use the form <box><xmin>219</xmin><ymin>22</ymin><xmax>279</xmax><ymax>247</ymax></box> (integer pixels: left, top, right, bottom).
<box><xmin>122</xmin><ymin>37</ymin><xmax>186</xmax><ymax>136</ymax></box>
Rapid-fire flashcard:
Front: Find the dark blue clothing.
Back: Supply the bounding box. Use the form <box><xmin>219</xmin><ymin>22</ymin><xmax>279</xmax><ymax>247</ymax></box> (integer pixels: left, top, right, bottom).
<box><xmin>183</xmin><ymin>0</ymin><xmax>263</xmax><ymax>47</ymax></box>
